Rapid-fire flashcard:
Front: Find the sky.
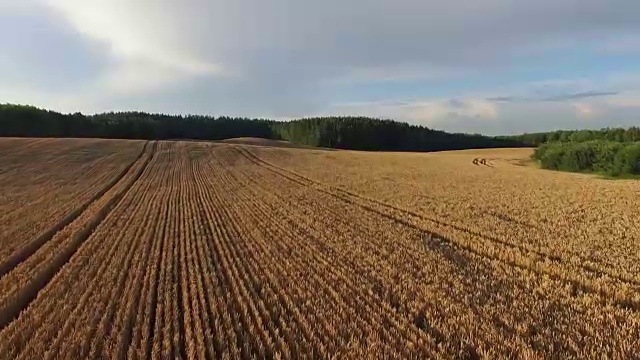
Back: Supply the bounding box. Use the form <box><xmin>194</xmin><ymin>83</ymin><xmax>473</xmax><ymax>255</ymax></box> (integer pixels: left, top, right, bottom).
<box><xmin>2</xmin><ymin>0</ymin><xmax>640</xmax><ymax>135</ymax></box>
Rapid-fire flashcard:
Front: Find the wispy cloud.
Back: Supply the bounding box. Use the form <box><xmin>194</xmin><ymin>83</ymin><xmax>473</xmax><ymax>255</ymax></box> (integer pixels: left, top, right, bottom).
<box><xmin>486</xmin><ymin>96</ymin><xmax>522</xmax><ymax>103</ymax></box>
<box><xmin>489</xmin><ymin>90</ymin><xmax>619</xmax><ymax>103</ymax></box>
<box><xmin>542</xmin><ymin>91</ymin><xmax>619</xmax><ymax>102</ymax></box>
<box><xmin>329</xmin><ymin>97</ymin><xmax>498</xmax><ymax>126</ymax></box>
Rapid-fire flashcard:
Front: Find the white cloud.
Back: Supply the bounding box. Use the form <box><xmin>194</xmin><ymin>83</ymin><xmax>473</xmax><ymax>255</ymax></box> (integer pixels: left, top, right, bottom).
<box><xmin>323</xmin><ymin>79</ymin><xmax>640</xmax><ymax>134</ymax></box>
<box><xmin>45</xmin><ymin>0</ymin><xmax>224</xmax><ymax>93</ymax></box>
<box><xmin>98</xmin><ymin>61</ymin><xmax>190</xmax><ymax>96</ymax></box>
<box><xmin>330</xmin><ymin>97</ymin><xmax>498</xmax><ymax>126</ymax></box>
<box><xmin>0</xmin><ymin>83</ymin><xmax>96</xmax><ymax>113</ymax></box>
<box><xmin>573</xmin><ymin>102</ymin><xmax>598</xmax><ymax>119</ymax></box>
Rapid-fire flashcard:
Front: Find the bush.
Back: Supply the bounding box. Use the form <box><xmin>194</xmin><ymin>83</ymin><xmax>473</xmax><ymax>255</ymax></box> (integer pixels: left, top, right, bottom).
<box><xmin>536</xmin><ymin>144</ymin><xmax>565</xmax><ymax>170</ymax></box>
<box><xmin>533</xmin><ymin>140</ymin><xmax>640</xmax><ymax>177</ymax></box>
<box><xmin>593</xmin><ymin>142</ymin><xmax>624</xmax><ymax>174</ymax></box>
<box><xmin>559</xmin><ymin>143</ymin><xmax>595</xmax><ymax>171</ymax></box>
<box><xmin>612</xmin><ymin>143</ymin><xmax>640</xmax><ymax>176</ymax></box>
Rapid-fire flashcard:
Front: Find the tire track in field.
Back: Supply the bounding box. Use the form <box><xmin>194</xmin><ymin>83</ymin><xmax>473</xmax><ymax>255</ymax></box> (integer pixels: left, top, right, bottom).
<box><xmin>0</xmin><ymin>142</ymin><xmax>161</xmax><ymax>359</ymax></box>
<box><xmin>215</xmin><ymin>148</ymin><xmax>355</xmax><ymax>358</ymax></box>
<box><xmin>0</xmin><ymin>141</ymin><xmax>157</xmax><ymax>331</ymax></box>
<box><xmin>151</xmin><ymin>150</ymin><xmax>181</xmax><ymax>359</ymax></box>
<box><xmin>60</xmin><ymin>184</ymin><xmax>155</xmax><ymax>360</ymax></box>
<box><xmin>235</xmin><ymin>146</ymin><xmax>567</xmax><ymax>262</ymax></box>
<box><xmin>91</xmin><ymin>158</ymin><xmax>167</xmax><ymax>360</ymax></box>
<box><xmin>203</xmin><ymin>152</ymin><xmax>341</xmax><ymax>357</ymax></box>
<box><xmin>38</xmin><ymin>165</ymin><xmax>164</xmax><ymax>360</ymax></box>
<box><xmin>233</xmin><ymin>147</ymin><xmax>592</xmax><ymax>265</ymax></box>
<box><xmin>189</xmin><ymin>155</ymin><xmax>238</xmax><ymax>358</ymax></box>
<box><xmin>181</xmin><ymin>152</ymin><xmax>217</xmax><ymax>359</ymax></box>
<box><xmin>230</xmin><ymin>160</ymin><xmax>462</xmax><ymax>356</ymax></box>
<box><xmin>247</xmin><ymin>145</ymin><xmax>640</xmax><ymax>310</ymax></box>
<box><xmin>138</xmin><ymin>185</ymin><xmax>171</xmax><ymax>360</ymax></box>
<box><xmin>172</xmin><ymin>145</ymin><xmax>189</xmax><ymax>360</ymax></box>
<box><xmin>0</xmin><ymin>149</ymin><xmax>164</xmax><ymax>359</ymax></box>
<box><xmin>235</xmin><ymin>146</ymin><xmax>640</xmax><ymax>312</ymax></box>
<box><xmin>213</xmin><ymin>149</ymin><xmax>442</xmax><ymax>357</ymax></box>
<box><xmin>242</xmin><ymin>146</ymin><xmax>632</xmax><ymax>285</ymax></box>
<box><xmin>178</xmin><ymin>162</ymin><xmax>210</xmax><ymax>360</ymax></box>
<box><xmin>127</xmin><ymin>177</ymin><xmax>170</xmax><ymax>359</ymax></box>
<box><xmin>0</xmin><ymin>141</ymin><xmax>149</xmax><ymax>277</ymax></box>
<box><xmin>113</xmin><ymin>142</ymin><xmax>176</xmax><ymax>360</ymax></box>
<box><xmin>235</xmin><ymin>148</ymin><xmax>557</xmax><ymax>256</ymax></box>
<box><xmin>208</xmin><ymin>150</ymin><xmax>339</xmax><ymax>356</ymax></box>
<box><xmin>236</xmin><ymin>146</ymin><xmax>618</xmax><ymax>281</ymax></box>
<box><xmin>197</xmin><ymin>155</ymin><xmax>289</xmax><ymax>358</ymax></box>
<box><xmin>213</xmin><ymin>158</ymin><xmax>336</xmax><ymax>357</ymax></box>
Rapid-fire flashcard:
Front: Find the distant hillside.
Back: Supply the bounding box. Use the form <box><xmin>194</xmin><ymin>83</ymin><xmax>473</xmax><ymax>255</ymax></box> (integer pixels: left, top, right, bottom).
<box><xmin>0</xmin><ymin>103</ymin><xmax>523</xmax><ymax>151</ymax></box>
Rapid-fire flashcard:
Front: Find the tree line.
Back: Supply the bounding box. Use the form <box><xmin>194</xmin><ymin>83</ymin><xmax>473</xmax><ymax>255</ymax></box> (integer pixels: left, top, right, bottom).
<box><xmin>497</xmin><ymin>127</ymin><xmax>640</xmax><ymax>177</ymax></box>
<box><xmin>0</xmin><ymin>104</ymin><xmax>274</xmax><ymax>140</ymax></box>
<box><xmin>272</xmin><ymin>117</ymin><xmax>523</xmax><ymax>151</ymax></box>
<box><xmin>533</xmin><ymin>140</ymin><xmax>640</xmax><ymax>176</ymax></box>
<box><xmin>500</xmin><ymin>127</ymin><xmax>640</xmax><ymax>146</ymax></box>
<box><xmin>0</xmin><ymin>104</ymin><xmax>523</xmax><ymax>152</ymax></box>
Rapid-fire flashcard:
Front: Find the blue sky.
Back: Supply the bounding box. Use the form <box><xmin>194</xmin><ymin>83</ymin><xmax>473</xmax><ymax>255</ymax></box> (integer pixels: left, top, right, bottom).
<box><xmin>2</xmin><ymin>0</ymin><xmax>640</xmax><ymax>135</ymax></box>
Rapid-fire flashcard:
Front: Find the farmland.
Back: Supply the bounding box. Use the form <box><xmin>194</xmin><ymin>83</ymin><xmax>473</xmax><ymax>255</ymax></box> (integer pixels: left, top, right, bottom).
<box><xmin>1</xmin><ymin>138</ymin><xmax>639</xmax><ymax>358</ymax></box>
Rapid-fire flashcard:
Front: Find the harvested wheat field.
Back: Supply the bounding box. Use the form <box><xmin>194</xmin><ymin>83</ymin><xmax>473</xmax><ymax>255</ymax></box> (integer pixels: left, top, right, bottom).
<box><xmin>1</xmin><ymin>138</ymin><xmax>639</xmax><ymax>359</ymax></box>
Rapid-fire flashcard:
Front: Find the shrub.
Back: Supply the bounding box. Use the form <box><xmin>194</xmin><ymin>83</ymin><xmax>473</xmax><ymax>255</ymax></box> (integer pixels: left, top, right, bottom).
<box><xmin>611</xmin><ymin>143</ymin><xmax>640</xmax><ymax>176</ymax></box>
<box><xmin>533</xmin><ymin>140</ymin><xmax>640</xmax><ymax>177</ymax></box>
<box><xmin>593</xmin><ymin>142</ymin><xmax>624</xmax><ymax>174</ymax></box>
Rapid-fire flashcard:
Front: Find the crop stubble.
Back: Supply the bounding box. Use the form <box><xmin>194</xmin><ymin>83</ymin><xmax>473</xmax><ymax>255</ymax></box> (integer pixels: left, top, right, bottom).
<box><xmin>0</xmin><ymin>138</ymin><xmax>639</xmax><ymax>359</ymax></box>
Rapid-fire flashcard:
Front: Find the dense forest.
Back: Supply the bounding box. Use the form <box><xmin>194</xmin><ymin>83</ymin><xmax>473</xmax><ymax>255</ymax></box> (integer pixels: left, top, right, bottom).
<box><xmin>0</xmin><ymin>104</ymin><xmax>273</xmax><ymax>140</ymax></box>
<box><xmin>0</xmin><ymin>104</ymin><xmax>522</xmax><ymax>152</ymax></box>
<box><xmin>272</xmin><ymin>117</ymin><xmax>521</xmax><ymax>151</ymax></box>
<box><xmin>498</xmin><ymin>127</ymin><xmax>640</xmax><ymax>177</ymax></box>
<box><xmin>533</xmin><ymin>140</ymin><xmax>640</xmax><ymax>176</ymax></box>
<box><xmin>507</xmin><ymin>127</ymin><xmax>640</xmax><ymax>176</ymax></box>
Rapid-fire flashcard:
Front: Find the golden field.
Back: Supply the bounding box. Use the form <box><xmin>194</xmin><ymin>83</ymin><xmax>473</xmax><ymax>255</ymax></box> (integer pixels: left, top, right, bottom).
<box><xmin>0</xmin><ymin>138</ymin><xmax>638</xmax><ymax>359</ymax></box>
